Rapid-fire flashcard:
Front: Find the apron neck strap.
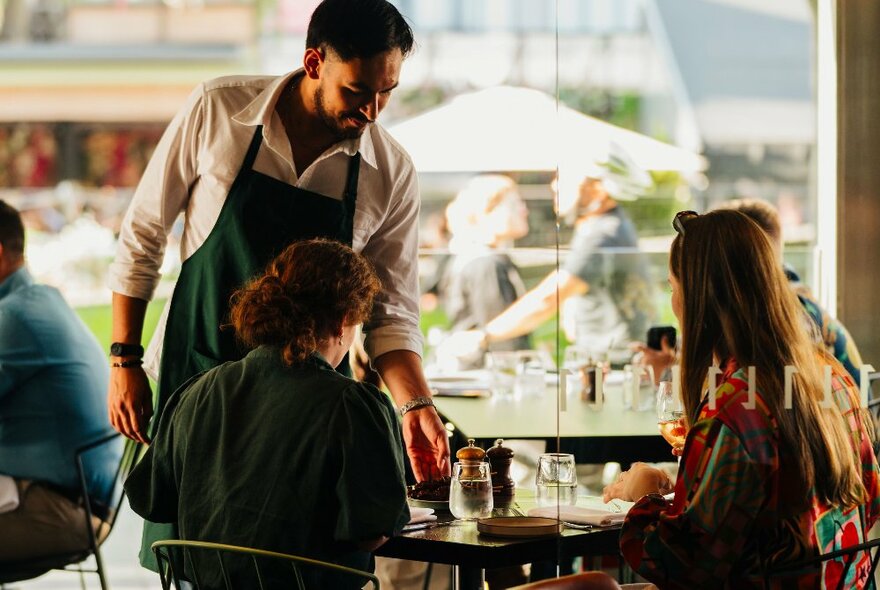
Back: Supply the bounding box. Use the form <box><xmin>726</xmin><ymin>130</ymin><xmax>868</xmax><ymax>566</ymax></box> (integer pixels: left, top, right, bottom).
<box><xmin>243</xmin><ymin>126</ymin><xmax>264</xmax><ymax>172</ymax></box>
<box><xmin>343</xmin><ymin>152</ymin><xmax>361</xmax><ymax>212</ymax></box>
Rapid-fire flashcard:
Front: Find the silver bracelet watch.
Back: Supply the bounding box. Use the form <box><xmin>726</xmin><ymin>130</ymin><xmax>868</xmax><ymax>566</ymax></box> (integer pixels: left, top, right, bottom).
<box><xmin>398</xmin><ymin>396</ymin><xmax>435</xmax><ymax>417</ymax></box>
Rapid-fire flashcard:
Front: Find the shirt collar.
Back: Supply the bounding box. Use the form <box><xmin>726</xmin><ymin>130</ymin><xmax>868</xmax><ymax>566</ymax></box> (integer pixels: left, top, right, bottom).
<box><xmin>231</xmin><ymin>69</ymin><xmax>378</xmax><ymax>170</ymax></box>
<box><xmin>0</xmin><ymin>266</ymin><xmax>32</xmax><ymax>301</ymax></box>
<box><xmin>248</xmin><ymin>345</ymin><xmax>336</xmax><ymax>372</ymax></box>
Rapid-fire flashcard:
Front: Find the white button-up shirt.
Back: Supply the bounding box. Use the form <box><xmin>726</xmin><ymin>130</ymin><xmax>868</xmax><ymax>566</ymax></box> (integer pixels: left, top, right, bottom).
<box><xmin>109</xmin><ymin>71</ymin><xmax>423</xmax><ymax>377</ymax></box>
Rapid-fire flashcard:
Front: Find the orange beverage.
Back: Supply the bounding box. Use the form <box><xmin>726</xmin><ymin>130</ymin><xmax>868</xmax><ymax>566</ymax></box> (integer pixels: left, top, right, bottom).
<box><xmin>658</xmin><ymin>415</ymin><xmax>687</xmax><ymax>448</ymax></box>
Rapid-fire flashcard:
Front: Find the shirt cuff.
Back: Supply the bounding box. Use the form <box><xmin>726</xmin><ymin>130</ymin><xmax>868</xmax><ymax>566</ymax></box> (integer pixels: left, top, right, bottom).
<box><xmin>107</xmin><ymin>263</ymin><xmax>160</xmax><ymax>301</ymax></box>
<box><xmin>364</xmin><ymin>327</ymin><xmax>424</xmax><ymax>361</ymax></box>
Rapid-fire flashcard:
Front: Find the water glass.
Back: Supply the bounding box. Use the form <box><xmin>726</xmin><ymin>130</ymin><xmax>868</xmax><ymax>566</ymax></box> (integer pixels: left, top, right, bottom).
<box><xmin>486</xmin><ymin>351</ymin><xmax>519</xmax><ymax>397</ymax></box>
<box><xmin>535</xmin><ymin>453</ymin><xmax>578</xmax><ymax>506</ymax></box>
<box><xmin>449</xmin><ymin>462</ymin><xmax>494</xmax><ymax>520</ymax></box>
<box><xmin>623</xmin><ymin>363</ymin><xmax>655</xmax><ymax>411</ymax></box>
<box><xmin>515</xmin><ymin>351</ymin><xmax>546</xmax><ymax>397</ymax></box>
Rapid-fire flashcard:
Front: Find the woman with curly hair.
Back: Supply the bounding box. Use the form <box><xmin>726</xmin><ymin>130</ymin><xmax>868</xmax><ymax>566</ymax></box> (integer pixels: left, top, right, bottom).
<box><xmin>606</xmin><ymin>210</ymin><xmax>879</xmax><ymax>589</ymax></box>
<box><xmin>125</xmin><ymin>239</ymin><xmax>409</xmax><ymax>588</ymax></box>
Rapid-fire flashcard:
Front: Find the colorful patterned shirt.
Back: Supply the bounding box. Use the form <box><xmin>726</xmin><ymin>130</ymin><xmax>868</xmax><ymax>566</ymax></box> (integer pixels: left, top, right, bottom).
<box><xmin>620</xmin><ymin>357</ymin><xmax>880</xmax><ymax>589</ymax></box>
<box><xmin>786</xmin><ymin>266</ymin><xmax>864</xmax><ymax>386</ymax></box>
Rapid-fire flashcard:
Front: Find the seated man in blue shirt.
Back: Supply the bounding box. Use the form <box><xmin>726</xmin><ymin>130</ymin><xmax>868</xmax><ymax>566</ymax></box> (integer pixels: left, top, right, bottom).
<box><xmin>0</xmin><ymin>200</ymin><xmax>120</xmax><ymax>564</ymax></box>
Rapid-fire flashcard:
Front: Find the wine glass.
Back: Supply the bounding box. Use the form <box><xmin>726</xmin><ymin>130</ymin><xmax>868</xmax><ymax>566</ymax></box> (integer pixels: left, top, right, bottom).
<box><xmin>656</xmin><ymin>381</ymin><xmax>687</xmax><ymax>451</ymax></box>
<box><xmin>449</xmin><ymin>462</ymin><xmax>493</xmax><ymax>520</ymax></box>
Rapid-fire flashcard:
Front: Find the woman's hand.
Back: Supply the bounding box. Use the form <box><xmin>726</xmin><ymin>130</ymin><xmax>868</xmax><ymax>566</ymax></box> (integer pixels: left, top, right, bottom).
<box><xmin>602</xmin><ymin>462</ymin><xmax>674</xmax><ymax>502</ymax></box>
<box><xmin>632</xmin><ymin>335</ymin><xmax>677</xmax><ymax>385</ymax></box>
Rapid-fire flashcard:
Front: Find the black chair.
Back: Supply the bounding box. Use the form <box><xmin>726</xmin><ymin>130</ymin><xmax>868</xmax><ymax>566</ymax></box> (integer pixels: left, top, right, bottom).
<box><xmin>152</xmin><ymin>540</ymin><xmax>380</xmax><ymax>590</ymax></box>
<box><xmin>767</xmin><ymin>536</ymin><xmax>880</xmax><ymax>590</ymax></box>
<box><xmin>0</xmin><ymin>434</ymin><xmax>141</xmax><ymax>590</ymax></box>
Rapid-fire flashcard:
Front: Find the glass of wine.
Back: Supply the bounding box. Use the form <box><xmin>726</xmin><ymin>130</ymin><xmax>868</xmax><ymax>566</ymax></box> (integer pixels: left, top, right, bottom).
<box><xmin>656</xmin><ymin>381</ymin><xmax>687</xmax><ymax>451</ymax></box>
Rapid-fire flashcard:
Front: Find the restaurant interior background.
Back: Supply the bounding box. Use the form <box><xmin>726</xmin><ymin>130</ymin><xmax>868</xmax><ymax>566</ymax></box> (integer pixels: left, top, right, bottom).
<box><xmin>1</xmin><ymin>0</ymin><xmax>879</xmax><ymax>588</ymax></box>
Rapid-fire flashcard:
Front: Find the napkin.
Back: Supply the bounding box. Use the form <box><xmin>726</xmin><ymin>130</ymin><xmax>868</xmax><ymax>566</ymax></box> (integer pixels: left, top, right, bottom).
<box><xmin>407</xmin><ymin>507</ymin><xmax>437</xmax><ymax>525</ymax></box>
<box><xmin>0</xmin><ymin>475</ymin><xmax>19</xmax><ymax>514</ymax></box>
<box><xmin>527</xmin><ymin>505</ymin><xmax>626</xmax><ymax>527</ymax></box>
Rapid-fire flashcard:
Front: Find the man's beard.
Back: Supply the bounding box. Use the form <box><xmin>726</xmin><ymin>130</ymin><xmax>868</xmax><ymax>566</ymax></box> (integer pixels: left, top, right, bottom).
<box><xmin>314</xmin><ymin>86</ymin><xmax>369</xmax><ymax>141</ymax></box>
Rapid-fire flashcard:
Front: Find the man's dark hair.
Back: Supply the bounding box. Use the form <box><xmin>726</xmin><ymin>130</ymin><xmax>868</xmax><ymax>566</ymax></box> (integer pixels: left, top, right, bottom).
<box><xmin>306</xmin><ymin>0</ymin><xmax>414</xmax><ymax>60</ymax></box>
<box><xmin>0</xmin><ymin>200</ymin><xmax>24</xmax><ymax>258</ymax></box>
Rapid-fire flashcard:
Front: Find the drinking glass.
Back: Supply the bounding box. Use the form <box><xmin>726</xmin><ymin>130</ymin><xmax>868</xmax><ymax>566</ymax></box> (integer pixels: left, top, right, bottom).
<box><xmin>623</xmin><ymin>363</ymin><xmax>655</xmax><ymax>411</ymax></box>
<box><xmin>449</xmin><ymin>462</ymin><xmax>494</xmax><ymax>520</ymax></box>
<box><xmin>535</xmin><ymin>453</ymin><xmax>578</xmax><ymax>506</ymax></box>
<box><xmin>656</xmin><ymin>381</ymin><xmax>687</xmax><ymax>450</ymax></box>
<box><xmin>486</xmin><ymin>351</ymin><xmax>519</xmax><ymax>397</ymax></box>
<box><xmin>515</xmin><ymin>351</ymin><xmax>546</xmax><ymax>398</ymax></box>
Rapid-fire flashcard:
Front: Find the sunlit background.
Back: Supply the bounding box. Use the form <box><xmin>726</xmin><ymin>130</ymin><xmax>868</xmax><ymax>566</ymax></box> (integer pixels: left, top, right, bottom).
<box><xmin>0</xmin><ymin>0</ymin><xmax>827</xmax><ymax>587</ymax></box>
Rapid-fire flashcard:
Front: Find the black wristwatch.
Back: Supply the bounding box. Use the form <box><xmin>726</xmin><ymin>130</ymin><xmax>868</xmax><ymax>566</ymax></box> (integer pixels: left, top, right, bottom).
<box><xmin>110</xmin><ymin>342</ymin><xmax>144</xmax><ymax>358</ymax></box>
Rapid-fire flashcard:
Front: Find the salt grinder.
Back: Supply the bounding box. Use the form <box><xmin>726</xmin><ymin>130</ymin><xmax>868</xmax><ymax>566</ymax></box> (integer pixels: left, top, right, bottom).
<box><xmin>456</xmin><ymin>438</ymin><xmax>486</xmax><ymax>478</ymax></box>
<box><xmin>486</xmin><ymin>438</ymin><xmax>515</xmax><ymax>498</ymax></box>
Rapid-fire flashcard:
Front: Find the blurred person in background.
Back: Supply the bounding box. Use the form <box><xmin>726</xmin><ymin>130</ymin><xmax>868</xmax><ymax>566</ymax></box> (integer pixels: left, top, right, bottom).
<box><xmin>125</xmin><ymin>239</ymin><xmax>408</xmax><ymax>589</ymax></box>
<box><xmin>0</xmin><ymin>200</ymin><xmax>120</xmax><ymax>568</ymax></box>
<box><xmin>636</xmin><ymin>197</ymin><xmax>865</xmax><ymax>387</ymax></box>
<box><xmin>439</xmin><ymin>146</ymin><xmax>655</xmax><ymax>364</ymax></box>
<box><xmin>437</xmin><ymin>174</ymin><xmax>531</xmax><ymax>368</ymax></box>
<box><xmin>606</xmin><ymin>210</ymin><xmax>879</xmax><ymax>589</ymax></box>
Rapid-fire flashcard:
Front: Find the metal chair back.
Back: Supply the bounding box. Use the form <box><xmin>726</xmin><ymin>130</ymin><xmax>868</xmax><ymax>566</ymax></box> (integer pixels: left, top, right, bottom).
<box><xmin>768</xmin><ymin>536</ymin><xmax>880</xmax><ymax>590</ymax></box>
<box><xmin>152</xmin><ymin>540</ymin><xmax>380</xmax><ymax>590</ymax></box>
<box><xmin>0</xmin><ymin>433</ymin><xmax>140</xmax><ymax>589</ymax></box>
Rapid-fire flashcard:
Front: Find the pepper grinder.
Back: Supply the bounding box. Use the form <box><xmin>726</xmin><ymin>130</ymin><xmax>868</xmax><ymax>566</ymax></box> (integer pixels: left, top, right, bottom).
<box><xmin>455</xmin><ymin>438</ymin><xmax>486</xmax><ymax>479</ymax></box>
<box><xmin>486</xmin><ymin>438</ymin><xmax>515</xmax><ymax>498</ymax></box>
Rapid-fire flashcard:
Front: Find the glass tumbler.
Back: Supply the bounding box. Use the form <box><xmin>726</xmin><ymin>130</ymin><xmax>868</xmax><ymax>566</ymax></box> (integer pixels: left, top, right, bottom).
<box><xmin>535</xmin><ymin>453</ymin><xmax>578</xmax><ymax>506</ymax></box>
<box><xmin>449</xmin><ymin>462</ymin><xmax>494</xmax><ymax>520</ymax></box>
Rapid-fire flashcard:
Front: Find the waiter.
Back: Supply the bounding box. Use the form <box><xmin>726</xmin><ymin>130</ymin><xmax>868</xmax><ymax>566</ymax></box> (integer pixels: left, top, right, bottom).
<box><xmin>108</xmin><ymin>0</ymin><xmax>448</xmax><ymax>486</ymax></box>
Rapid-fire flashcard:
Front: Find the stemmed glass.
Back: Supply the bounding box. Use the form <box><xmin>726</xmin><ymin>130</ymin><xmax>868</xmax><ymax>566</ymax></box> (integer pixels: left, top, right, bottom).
<box><xmin>449</xmin><ymin>462</ymin><xmax>494</xmax><ymax>520</ymax></box>
<box><xmin>656</xmin><ymin>381</ymin><xmax>687</xmax><ymax>453</ymax></box>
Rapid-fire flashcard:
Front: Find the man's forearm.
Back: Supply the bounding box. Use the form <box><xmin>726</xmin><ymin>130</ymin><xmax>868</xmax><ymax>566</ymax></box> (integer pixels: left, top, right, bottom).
<box><xmin>373</xmin><ymin>349</ymin><xmax>430</xmax><ymax>406</ymax></box>
<box><xmin>111</xmin><ymin>292</ymin><xmax>149</xmax><ymax>349</ymax></box>
<box><xmin>484</xmin><ymin>270</ymin><xmax>588</xmax><ymax>344</ymax></box>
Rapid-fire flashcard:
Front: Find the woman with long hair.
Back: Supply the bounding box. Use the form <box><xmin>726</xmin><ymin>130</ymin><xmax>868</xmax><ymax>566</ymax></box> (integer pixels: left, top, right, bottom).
<box><xmin>125</xmin><ymin>238</ymin><xmax>410</xmax><ymax>588</ymax></box>
<box><xmin>610</xmin><ymin>210</ymin><xmax>879</xmax><ymax>588</ymax></box>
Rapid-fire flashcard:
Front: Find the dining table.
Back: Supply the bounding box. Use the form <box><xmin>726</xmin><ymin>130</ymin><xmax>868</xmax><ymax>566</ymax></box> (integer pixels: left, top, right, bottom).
<box><xmin>376</xmin><ymin>491</ymin><xmax>625</xmax><ymax>590</ymax></box>
<box><xmin>429</xmin><ymin>374</ymin><xmax>674</xmax><ymax>467</ymax></box>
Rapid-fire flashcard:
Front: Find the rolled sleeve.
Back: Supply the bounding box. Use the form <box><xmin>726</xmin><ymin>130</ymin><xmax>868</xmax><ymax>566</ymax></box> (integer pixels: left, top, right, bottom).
<box><xmin>107</xmin><ymin>84</ymin><xmax>205</xmax><ymax>301</ymax></box>
<box><xmin>362</xmin><ymin>163</ymin><xmax>424</xmax><ymax>360</ymax></box>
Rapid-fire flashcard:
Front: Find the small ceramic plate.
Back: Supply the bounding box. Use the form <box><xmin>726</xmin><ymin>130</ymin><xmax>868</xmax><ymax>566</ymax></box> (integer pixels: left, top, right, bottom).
<box><xmin>477</xmin><ymin>516</ymin><xmax>562</xmax><ymax>538</ymax></box>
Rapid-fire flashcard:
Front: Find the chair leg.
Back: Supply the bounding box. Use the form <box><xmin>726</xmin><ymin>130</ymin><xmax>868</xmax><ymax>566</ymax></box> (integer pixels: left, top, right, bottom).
<box><xmin>422</xmin><ymin>562</ymin><xmax>433</xmax><ymax>590</ymax></box>
<box><xmin>94</xmin><ymin>546</ymin><xmax>109</xmax><ymax>590</ymax></box>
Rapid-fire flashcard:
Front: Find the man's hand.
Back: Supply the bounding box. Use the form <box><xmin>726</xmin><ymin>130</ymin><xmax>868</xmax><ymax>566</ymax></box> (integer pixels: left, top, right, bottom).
<box><xmin>108</xmin><ymin>366</ymin><xmax>153</xmax><ymax>444</ymax></box>
<box><xmin>401</xmin><ymin>407</ymin><xmax>450</xmax><ymax>481</ymax></box>
<box><xmin>434</xmin><ymin>330</ymin><xmax>485</xmax><ymax>369</ymax></box>
<box><xmin>602</xmin><ymin>462</ymin><xmax>673</xmax><ymax>502</ymax></box>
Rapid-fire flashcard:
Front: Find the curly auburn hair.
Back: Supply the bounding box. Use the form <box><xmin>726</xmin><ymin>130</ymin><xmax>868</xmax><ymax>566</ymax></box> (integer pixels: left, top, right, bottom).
<box><xmin>229</xmin><ymin>239</ymin><xmax>381</xmax><ymax>365</ymax></box>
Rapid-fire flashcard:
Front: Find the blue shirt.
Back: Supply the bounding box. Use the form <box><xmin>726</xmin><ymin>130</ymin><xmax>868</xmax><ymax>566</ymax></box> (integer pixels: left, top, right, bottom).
<box><xmin>0</xmin><ymin>267</ymin><xmax>119</xmax><ymax>498</ymax></box>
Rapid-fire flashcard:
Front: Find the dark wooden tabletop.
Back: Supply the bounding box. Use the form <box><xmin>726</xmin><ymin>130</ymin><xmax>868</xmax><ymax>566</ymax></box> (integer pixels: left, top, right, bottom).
<box><xmin>376</xmin><ymin>496</ymin><xmax>623</xmax><ymax>570</ymax></box>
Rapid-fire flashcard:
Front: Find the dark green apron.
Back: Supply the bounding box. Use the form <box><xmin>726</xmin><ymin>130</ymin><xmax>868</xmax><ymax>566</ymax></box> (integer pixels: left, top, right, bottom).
<box><xmin>140</xmin><ymin>124</ymin><xmax>359</xmax><ymax>568</ymax></box>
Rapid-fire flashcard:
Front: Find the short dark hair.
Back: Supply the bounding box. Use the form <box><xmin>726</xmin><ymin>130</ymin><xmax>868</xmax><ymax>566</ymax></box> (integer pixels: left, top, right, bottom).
<box><xmin>306</xmin><ymin>0</ymin><xmax>414</xmax><ymax>60</ymax></box>
<box><xmin>0</xmin><ymin>200</ymin><xmax>24</xmax><ymax>258</ymax></box>
<box><xmin>716</xmin><ymin>198</ymin><xmax>781</xmax><ymax>245</ymax></box>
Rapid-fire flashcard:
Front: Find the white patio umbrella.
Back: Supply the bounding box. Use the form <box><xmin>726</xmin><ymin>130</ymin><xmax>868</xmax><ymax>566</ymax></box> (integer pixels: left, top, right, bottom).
<box><xmin>387</xmin><ymin>86</ymin><xmax>706</xmax><ymax>174</ymax></box>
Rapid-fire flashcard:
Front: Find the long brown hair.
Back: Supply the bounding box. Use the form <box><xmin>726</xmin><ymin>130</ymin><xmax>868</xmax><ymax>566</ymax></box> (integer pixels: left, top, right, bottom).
<box><xmin>229</xmin><ymin>239</ymin><xmax>381</xmax><ymax>365</ymax></box>
<box><xmin>670</xmin><ymin>210</ymin><xmax>867</xmax><ymax>507</ymax></box>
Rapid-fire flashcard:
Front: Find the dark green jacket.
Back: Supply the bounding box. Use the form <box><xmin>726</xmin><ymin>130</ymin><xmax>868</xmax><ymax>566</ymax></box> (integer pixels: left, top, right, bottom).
<box><xmin>126</xmin><ymin>346</ymin><xmax>409</xmax><ymax>588</ymax></box>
